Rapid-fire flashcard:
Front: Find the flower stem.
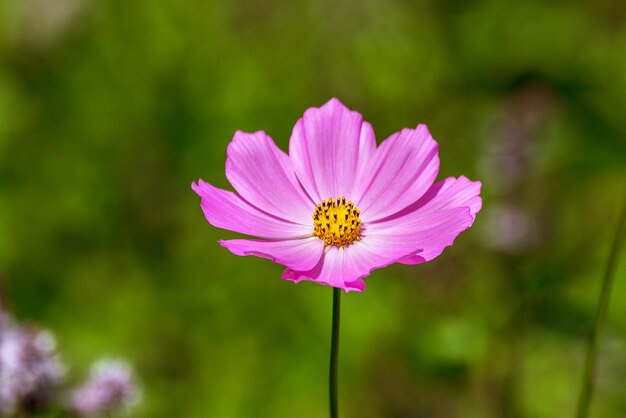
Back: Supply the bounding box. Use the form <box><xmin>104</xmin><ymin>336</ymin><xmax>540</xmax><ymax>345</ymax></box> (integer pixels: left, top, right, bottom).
<box><xmin>576</xmin><ymin>186</ymin><xmax>626</xmax><ymax>418</ymax></box>
<box><xmin>329</xmin><ymin>287</ymin><xmax>341</xmax><ymax>418</ymax></box>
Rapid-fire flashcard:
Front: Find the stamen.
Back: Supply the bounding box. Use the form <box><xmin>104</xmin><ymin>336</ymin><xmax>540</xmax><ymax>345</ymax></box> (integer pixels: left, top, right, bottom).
<box><xmin>312</xmin><ymin>197</ymin><xmax>362</xmax><ymax>247</ymax></box>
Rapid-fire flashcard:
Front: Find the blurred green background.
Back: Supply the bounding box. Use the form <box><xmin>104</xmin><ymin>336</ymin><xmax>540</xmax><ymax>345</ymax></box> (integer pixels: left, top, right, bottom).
<box><xmin>1</xmin><ymin>0</ymin><xmax>625</xmax><ymax>417</ymax></box>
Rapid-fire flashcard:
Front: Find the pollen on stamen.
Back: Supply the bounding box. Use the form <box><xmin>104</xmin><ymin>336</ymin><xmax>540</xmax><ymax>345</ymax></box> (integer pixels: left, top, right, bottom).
<box><xmin>312</xmin><ymin>196</ymin><xmax>362</xmax><ymax>247</ymax></box>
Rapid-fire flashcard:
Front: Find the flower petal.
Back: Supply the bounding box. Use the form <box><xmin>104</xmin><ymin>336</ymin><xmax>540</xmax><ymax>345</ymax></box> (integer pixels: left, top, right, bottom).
<box><xmin>192</xmin><ymin>180</ymin><xmax>311</xmax><ymax>239</ymax></box>
<box><xmin>354</xmin><ymin>125</ymin><xmax>439</xmax><ymax>222</ymax></box>
<box><xmin>365</xmin><ymin>176</ymin><xmax>482</xmax><ymax>265</ymax></box>
<box><xmin>374</xmin><ymin>176</ymin><xmax>482</xmax><ymax>224</ymax></box>
<box><xmin>289</xmin><ymin>98</ymin><xmax>376</xmax><ymax>203</ymax></box>
<box><xmin>226</xmin><ymin>131</ymin><xmax>314</xmax><ymax>224</ymax></box>
<box><xmin>281</xmin><ymin>247</ymin><xmax>363</xmax><ymax>292</ymax></box>
<box><xmin>219</xmin><ymin>237</ymin><xmax>324</xmax><ymax>271</ymax></box>
<box><xmin>365</xmin><ymin>207</ymin><xmax>474</xmax><ymax>265</ymax></box>
<box><xmin>281</xmin><ymin>238</ymin><xmax>419</xmax><ymax>292</ymax></box>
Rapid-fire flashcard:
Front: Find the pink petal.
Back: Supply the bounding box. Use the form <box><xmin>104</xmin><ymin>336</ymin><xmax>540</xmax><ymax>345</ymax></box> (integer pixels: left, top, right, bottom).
<box><xmin>282</xmin><ymin>247</ymin><xmax>365</xmax><ymax>292</ymax></box>
<box><xmin>219</xmin><ymin>237</ymin><xmax>324</xmax><ymax>271</ymax></box>
<box><xmin>289</xmin><ymin>98</ymin><xmax>377</xmax><ymax>203</ymax></box>
<box><xmin>281</xmin><ymin>240</ymin><xmax>418</xmax><ymax>292</ymax></box>
<box><xmin>431</xmin><ymin>176</ymin><xmax>482</xmax><ymax>219</ymax></box>
<box><xmin>354</xmin><ymin>125</ymin><xmax>439</xmax><ymax>222</ymax></box>
<box><xmin>365</xmin><ymin>176</ymin><xmax>482</xmax><ymax>265</ymax></box>
<box><xmin>226</xmin><ymin>131</ymin><xmax>314</xmax><ymax>224</ymax></box>
<box><xmin>192</xmin><ymin>180</ymin><xmax>311</xmax><ymax>239</ymax></box>
<box><xmin>383</xmin><ymin>176</ymin><xmax>482</xmax><ymax>223</ymax></box>
<box><xmin>365</xmin><ymin>207</ymin><xmax>474</xmax><ymax>265</ymax></box>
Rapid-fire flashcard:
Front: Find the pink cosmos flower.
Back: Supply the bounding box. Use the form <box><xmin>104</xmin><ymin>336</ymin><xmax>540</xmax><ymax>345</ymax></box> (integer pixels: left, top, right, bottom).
<box><xmin>192</xmin><ymin>99</ymin><xmax>482</xmax><ymax>292</ymax></box>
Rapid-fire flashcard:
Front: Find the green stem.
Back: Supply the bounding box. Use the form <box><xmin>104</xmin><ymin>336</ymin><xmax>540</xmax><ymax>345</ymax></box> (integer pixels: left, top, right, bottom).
<box><xmin>576</xmin><ymin>186</ymin><xmax>626</xmax><ymax>418</ymax></box>
<box><xmin>329</xmin><ymin>287</ymin><xmax>341</xmax><ymax>418</ymax></box>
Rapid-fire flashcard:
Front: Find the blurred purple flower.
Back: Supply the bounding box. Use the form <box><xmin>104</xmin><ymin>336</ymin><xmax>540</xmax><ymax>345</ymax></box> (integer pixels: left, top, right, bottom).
<box><xmin>482</xmin><ymin>204</ymin><xmax>537</xmax><ymax>253</ymax></box>
<box><xmin>0</xmin><ymin>323</ymin><xmax>65</xmax><ymax>413</ymax></box>
<box><xmin>0</xmin><ymin>309</ymin><xmax>10</xmax><ymax>332</ymax></box>
<box><xmin>71</xmin><ymin>359</ymin><xmax>140</xmax><ymax>417</ymax></box>
<box><xmin>480</xmin><ymin>83</ymin><xmax>557</xmax><ymax>194</ymax></box>
<box><xmin>8</xmin><ymin>0</ymin><xmax>86</xmax><ymax>50</ymax></box>
<box><xmin>481</xmin><ymin>116</ymin><xmax>531</xmax><ymax>191</ymax></box>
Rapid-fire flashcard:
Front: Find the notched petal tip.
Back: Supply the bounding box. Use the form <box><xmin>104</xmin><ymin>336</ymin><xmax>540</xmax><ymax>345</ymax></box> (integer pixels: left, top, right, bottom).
<box><xmin>191</xmin><ymin>179</ymin><xmax>208</xmax><ymax>196</ymax></box>
<box><xmin>454</xmin><ymin>176</ymin><xmax>483</xmax><ymax>221</ymax></box>
<box><xmin>343</xmin><ymin>278</ymin><xmax>366</xmax><ymax>293</ymax></box>
<box><xmin>230</xmin><ymin>129</ymin><xmax>270</xmax><ymax>145</ymax></box>
<box><xmin>321</xmin><ymin>97</ymin><xmax>347</xmax><ymax>109</ymax></box>
<box><xmin>306</xmin><ymin>97</ymin><xmax>364</xmax><ymax>122</ymax></box>
<box><xmin>227</xmin><ymin>131</ymin><xmax>273</xmax><ymax>162</ymax></box>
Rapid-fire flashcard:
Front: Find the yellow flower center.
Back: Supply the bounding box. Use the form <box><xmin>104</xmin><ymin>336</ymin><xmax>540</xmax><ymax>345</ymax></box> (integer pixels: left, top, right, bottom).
<box><xmin>313</xmin><ymin>196</ymin><xmax>362</xmax><ymax>247</ymax></box>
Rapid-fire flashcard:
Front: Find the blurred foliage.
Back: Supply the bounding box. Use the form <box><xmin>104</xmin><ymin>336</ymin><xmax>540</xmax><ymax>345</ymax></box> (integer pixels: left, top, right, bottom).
<box><xmin>0</xmin><ymin>0</ymin><xmax>625</xmax><ymax>417</ymax></box>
